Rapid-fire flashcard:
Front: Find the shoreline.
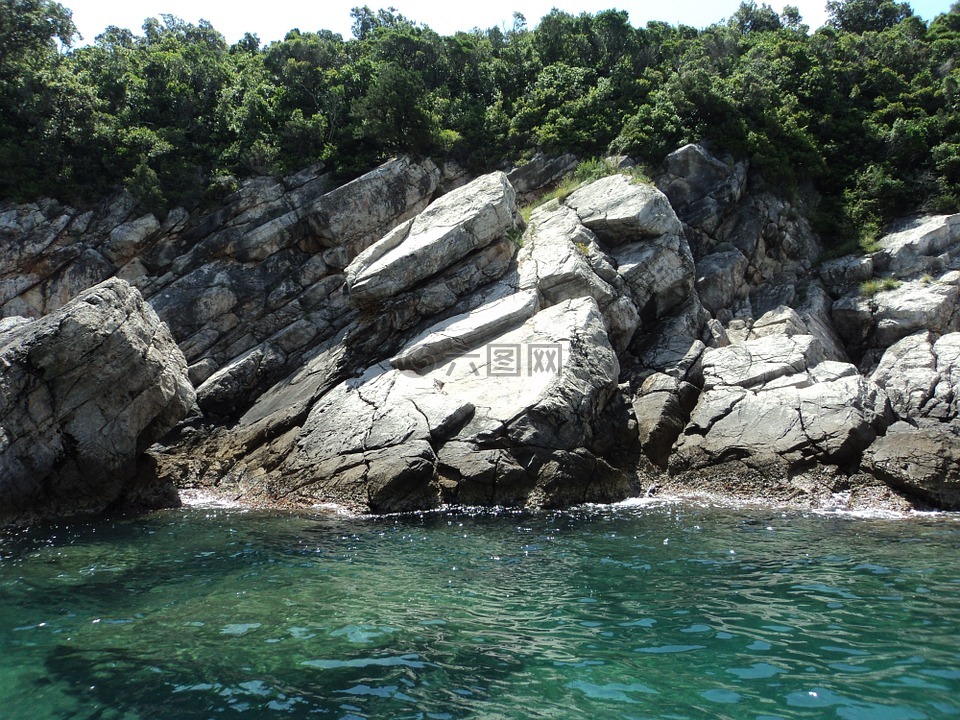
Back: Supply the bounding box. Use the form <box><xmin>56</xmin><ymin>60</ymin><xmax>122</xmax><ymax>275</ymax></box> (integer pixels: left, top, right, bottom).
<box><xmin>174</xmin><ymin>472</ymin><xmax>951</xmax><ymax>521</ymax></box>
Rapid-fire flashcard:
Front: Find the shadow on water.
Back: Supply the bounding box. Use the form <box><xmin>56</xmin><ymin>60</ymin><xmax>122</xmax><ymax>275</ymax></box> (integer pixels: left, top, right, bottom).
<box><xmin>41</xmin><ymin>620</ymin><xmax>529</xmax><ymax>719</ymax></box>
<box><xmin>18</xmin><ymin>509</ymin><xmax>534</xmax><ymax>719</ymax></box>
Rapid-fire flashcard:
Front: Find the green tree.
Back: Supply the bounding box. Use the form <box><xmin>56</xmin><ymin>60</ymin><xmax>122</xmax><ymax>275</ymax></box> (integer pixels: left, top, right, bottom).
<box><xmin>729</xmin><ymin>2</ymin><xmax>782</xmax><ymax>34</ymax></box>
<box><xmin>826</xmin><ymin>0</ymin><xmax>914</xmax><ymax>33</ymax></box>
<box><xmin>0</xmin><ymin>0</ymin><xmax>80</xmax><ymax>199</ymax></box>
<box><xmin>353</xmin><ymin>61</ymin><xmax>437</xmax><ymax>154</ymax></box>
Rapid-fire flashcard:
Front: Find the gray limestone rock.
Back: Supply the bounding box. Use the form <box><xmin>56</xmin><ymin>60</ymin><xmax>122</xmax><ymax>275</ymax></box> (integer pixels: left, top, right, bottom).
<box><xmin>832</xmin><ymin>277</ymin><xmax>960</xmax><ymax>356</ymax></box>
<box><xmin>519</xmin><ymin>202</ymin><xmax>639</xmax><ymax>352</ymax></box>
<box><xmin>0</xmin><ymin>278</ymin><xmax>195</xmax><ymax>522</ymax></box>
<box><xmin>14</xmin><ymin>144</ymin><xmax>960</xmax><ymax>516</ymax></box>
<box><xmin>700</xmin><ymin>334</ymin><xmax>826</xmax><ymax>391</ymax></box>
<box><xmin>673</xmin><ymin>357</ymin><xmax>891</xmax><ymax>475</ymax></box>
<box><xmin>390</xmin><ymin>291</ymin><xmax>539</xmax><ymax>372</ymax></box>
<box><xmin>613</xmin><ymin>234</ymin><xmax>697</xmax><ymax>324</ymax></box>
<box><xmin>672</xmin><ymin>324</ymin><xmax>890</xmax><ymax>476</ymax></box>
<box><xmin>863</xmin><ymin>422</ymin><xmax>960</xmax><ymax>508</ymax></box>
<box><xmin>871</xmin><ymin>331</ymin><xmax>960</xmax><ymax>422</ymax></box>
<box><xmin>819</xmin><ymin>255</ymin><xmax>875</xmax><ymax>294</ymax></box>
<box><xmin>695</xmin><ymin>248</ymin><xmax>749</xmax><ymax>315</ymax></box>
<box><xmin>632</xmin><ymin>372</ymin><xmax>700</xmax><ymax>468</ymax></box>
<box><xmin>507</xmin><ymin>153</ymin><xmax>578</xmax><ymax>194</ymax></box>
<box><xmin>0</xmin><ymin>157</ymin><xmax>440</xmax><ymax>425</ymax></box>
<box><xmin>302</xmin><ymin>155</ymin><xmax>441</xmax><ymax>252</ymax></box>
<box><xmin>345</xmin><ymin>172</ymin><xmax>517</xmax><ymax>303</ymax></box>
<box><xmin>274</xmin><ymin>297</ymin><xmax>624</xmax><ymax>511</ymax></box>
<box><xmin>874</xmin><ymin>214</ymin><xmax>960</xmax><ymax>277</ymax></box>
<box><xmin>196</xmin><ymin>342</ymin><xmax>288</xmax><ymax>416</ymax></box>
<box><xmin>797</xmin><ymin>284</ymin><xmax>850</xmax><ymax>363</ymax></box>
<box><xmin>566</xmin><ymin>175</ymin><xmax>683</xmax><ymax>245</ymax></box>
<box><xmin>657</xmin><ymin>143</ymin><xmax>748</xmax><ymax>235</ymax></box>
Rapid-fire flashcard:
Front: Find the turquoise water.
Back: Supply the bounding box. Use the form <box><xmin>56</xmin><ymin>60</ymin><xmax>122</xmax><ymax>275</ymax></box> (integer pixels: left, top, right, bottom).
<box><xmin>1</xmin><ymin>501</ymin><xmax>959</xmax><ymax>720</ymax></box>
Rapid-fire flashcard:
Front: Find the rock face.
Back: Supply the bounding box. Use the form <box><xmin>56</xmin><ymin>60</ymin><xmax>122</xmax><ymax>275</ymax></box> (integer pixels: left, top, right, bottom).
<box><xmin>832</xmin><ymin>277</ymin><xmax>959</xmax><ymax>362</ymax></box>
<box><xmin>1</xmin><ymin>156</ymin><xmax>442</xmax><ymax>418</ymax></box>
<box><xmin>276</xmin><ymin>298</ymin><xmax>625</xmax><ymax>511</ymax></box>
<box><xmin>136</xmin><ymin>169</ymin><xmax>708</xmax><ymax>512</ymax></box>
<box><xmin>4</xmin><ymin>143</ymin><xmax>960</xmax><ymax>516</ymax></box>
<box><xmin>814</xmin><ymin>210</ymin><xmax>960</xmax><ymax>507</ymax></box>
<box><xmin>821</xmin><ymin>212</ymin><xmax>960</xmax><ymax>367</ymax></box>
<box><xmin>863</xmin><ymin>422</ymin><xmax>960</xmax><ymax>508</ymax></box>
<box><xmin>565</xmin><ymin>174</ymin><xmax>683</xmax><ymax>245</ymax></box>
<box><xmin>507</xmin><ymin>153</ymin><xmax>578</xmax><ymax>197</ymax></box>
<box><xmin>658</xmin><ymin>143</ymin><xmax>748</xmax><ymax>235</ymax></box>
<box><xmin>859</xmin><ymin>332</ymin><xmax>960</xmax><ymax>507</ymax></box>
<box><xmin>672</xmin><ymin>334</ymin><xmax>890</xmax><ymax>475</ymax></box>
<box><xmin>871</xmin><ymin>332</ymin><xmax>960</xmax><ymax>421</ymax></box>
<box><xmin>0</xmin><ymin>278</ymin><xmax>194</xmax><ymax>522</ymax></box>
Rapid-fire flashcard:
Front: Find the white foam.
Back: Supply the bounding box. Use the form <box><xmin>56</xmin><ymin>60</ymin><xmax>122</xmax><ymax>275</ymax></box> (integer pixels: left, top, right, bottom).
<box><xmin>178</xmin><ymin>489</ymin><xmax>246</xmax><ymax>509</ymax></box>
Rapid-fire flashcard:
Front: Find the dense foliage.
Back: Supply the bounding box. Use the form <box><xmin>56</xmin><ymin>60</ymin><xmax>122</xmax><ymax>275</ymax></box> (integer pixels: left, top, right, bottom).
<box><xmin>3</xmin><ymin>0</ymin><xmax>960</xmax><ymax>242</ymax></box>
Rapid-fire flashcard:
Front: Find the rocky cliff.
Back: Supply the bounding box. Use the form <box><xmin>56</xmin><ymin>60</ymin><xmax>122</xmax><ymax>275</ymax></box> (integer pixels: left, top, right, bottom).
<box><xmin>1</xmin><ymin>147</ymin><xmax>958</xmax><ymax>520</ymax></box>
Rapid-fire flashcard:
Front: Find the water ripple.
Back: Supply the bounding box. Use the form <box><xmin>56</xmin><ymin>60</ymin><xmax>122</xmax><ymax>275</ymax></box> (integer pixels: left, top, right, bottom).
<box><xmin>0</xmin><ymin>505</ymin><xmax>956</xmax><ymax>719</ymax></box>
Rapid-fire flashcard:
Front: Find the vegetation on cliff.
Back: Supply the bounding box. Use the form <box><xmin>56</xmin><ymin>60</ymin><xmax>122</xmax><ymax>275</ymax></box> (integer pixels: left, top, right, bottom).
<box><xmin>3</xmin><ymin>0</ymin><xmax>960</xmax><ymax>242</ymax></box>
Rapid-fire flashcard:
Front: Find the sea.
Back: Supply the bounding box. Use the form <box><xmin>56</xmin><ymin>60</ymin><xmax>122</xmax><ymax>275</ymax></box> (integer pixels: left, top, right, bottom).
<box><xmin>0</xmin><ymin>497</ymin><xmax>958</xmax><ymax>719</ymax></box>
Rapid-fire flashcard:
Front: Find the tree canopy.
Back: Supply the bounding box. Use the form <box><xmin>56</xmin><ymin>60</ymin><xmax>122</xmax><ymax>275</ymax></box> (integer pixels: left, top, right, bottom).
<box><xmin>2</xmin><ymin>1</ymin><xmax>960</xmax><ymax>243</ymax></box>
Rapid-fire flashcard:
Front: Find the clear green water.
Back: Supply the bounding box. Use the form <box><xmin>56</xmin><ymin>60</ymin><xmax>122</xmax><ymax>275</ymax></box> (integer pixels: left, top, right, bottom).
<box><xmin>1</xmin><ymin>501</ymin><xmax>959</xmax><ymax>720</ymax></box>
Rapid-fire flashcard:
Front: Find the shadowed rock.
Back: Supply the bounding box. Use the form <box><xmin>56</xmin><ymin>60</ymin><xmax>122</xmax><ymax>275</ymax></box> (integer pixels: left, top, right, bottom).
<box><xmin>0</xmin><ymin>278</ymin><xmax>195</xmax><ymax>522</ymax></box>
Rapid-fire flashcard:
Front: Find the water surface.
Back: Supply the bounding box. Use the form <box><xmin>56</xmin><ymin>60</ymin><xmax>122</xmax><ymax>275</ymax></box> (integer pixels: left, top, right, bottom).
<box><xmin>1</xmin><ymin>500</ymin><xmax>958</xmax><ymax>719</ymax></box>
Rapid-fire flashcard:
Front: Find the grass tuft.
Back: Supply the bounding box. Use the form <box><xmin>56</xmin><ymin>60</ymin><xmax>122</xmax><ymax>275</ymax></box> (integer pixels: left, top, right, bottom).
<box><xmin>859</xmin><ymin>277</ymin><xmax>901</xmax><ymax>297</ymax></box>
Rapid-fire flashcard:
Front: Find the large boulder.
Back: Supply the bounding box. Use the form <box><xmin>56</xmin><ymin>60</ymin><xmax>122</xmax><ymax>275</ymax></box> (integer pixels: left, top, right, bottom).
<box><xmin>860</xmin><ymin>331</ymin><xmax>960</xmax><ymax>508</ymax></box>
<box><xmin>632</xmin><ymin>371</ymin><xmax>700</xmax><ymax>468</ymax></box>
<box><xmin>565</xmin><ymin>175</ymin><xmax>683</xmax><ymax>245</ymax></box>
<box><xmin>274</xmin><ymin>297</ymin><xmax>629</xmax><ymax>511</ymax></box>
<box><xmin>506</xmin><ymin>153</ymin><xmax>578</xmax><ymax>195</ymax></box>
<box><xmin>863</xmin><ymin>422</ymin><xmax>960</xmax><ymax>509</ymax></box>
<box><xmin>797</xmin><ymin>285</ymin><xmax>850</xmax><ymax>363</ymax></box>
<box><xmin>874</xmin><ymin>214</ymin><xmax>960</xmax><ymax>277</ymax></box>
<box><xmin>871</xmin><ymin>331</ymin><xmax>960</xmax><ymax>422</ymax></box>
<box><xmin>0</xmin><ymin>278</ymin><xmax>195</xmax><ymax>522</ymax></box>
<box><xmin>671</xmin><ymin>333</ymin><xmax>891</xmax><ymax>475</ymax></box>
<box><xmin>518</xmin><ymin>202</ymin><xmax>639</xmax><ymax>352</ymax></box>
<box><xmin>613</xmin><ymin>234</ymin><xmax>697</xmax><ymax>324</ymax></box>
<box><xmin>832</xmin><ymin>275</ymin><xmax>960</xmax><ymax>358</ymax></box>
<box><xmin>390</xmin><ymin>291</ymin><xmax>540</xmax><ymax>372</ymax></box>
<box><xmin>695</xmin><ymin>248</ymin><xmax>749</xmax><ymax>315</ymax></box>
<box><xmin>657</xmin><ymin>143</ymin><xmax>748</xmax><ymax>235</ymax></box>
<box><xmin>345</xmin><ymin>172</ymin><xmax>517</xmax><ymax>303</ymax></box>
<box><xmin>819</xmin><ymin>255</ymin><xmax>875</xmax><ymax>295</ymax></box>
